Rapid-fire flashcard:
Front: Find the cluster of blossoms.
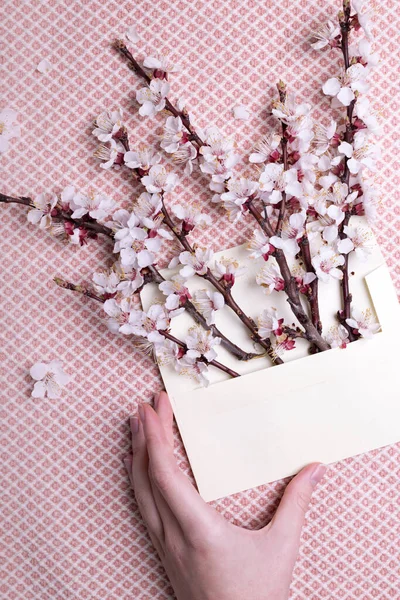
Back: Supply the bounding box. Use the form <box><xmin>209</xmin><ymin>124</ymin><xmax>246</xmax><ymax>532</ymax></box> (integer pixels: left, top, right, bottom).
<box><xmin>3</xmin><ymin>0</ymin><xmax>382</xmax><ymax>388</ymax></box>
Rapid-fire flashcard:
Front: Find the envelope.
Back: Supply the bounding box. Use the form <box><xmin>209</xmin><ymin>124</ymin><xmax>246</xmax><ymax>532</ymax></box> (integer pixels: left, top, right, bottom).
<box><xmin>141</xmin><ymin>217</ymin><xmax>400</xmax><ymax>501</ymax></box>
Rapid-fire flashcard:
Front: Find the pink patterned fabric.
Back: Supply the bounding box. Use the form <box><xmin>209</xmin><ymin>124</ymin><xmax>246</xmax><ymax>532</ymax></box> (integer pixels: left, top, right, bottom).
<box><xmin>1</xmin><ymin>0</ymin><xmax>399</xmax><ymax>598</ymax></box>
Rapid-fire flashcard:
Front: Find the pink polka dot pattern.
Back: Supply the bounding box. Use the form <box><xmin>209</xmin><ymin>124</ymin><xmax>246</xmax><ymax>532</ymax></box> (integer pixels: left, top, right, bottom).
<box><xmin>1</xmin><ymin>1</ymin><xmax>399</xmax><ymax>598</ymax></box>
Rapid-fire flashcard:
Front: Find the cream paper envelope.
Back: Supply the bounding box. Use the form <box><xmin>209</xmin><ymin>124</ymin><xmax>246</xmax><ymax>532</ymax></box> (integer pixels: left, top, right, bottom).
<box><xmin>141</xmin><ymin>220</ymin><xmax>400</xmax><ymax>501</ymax></box>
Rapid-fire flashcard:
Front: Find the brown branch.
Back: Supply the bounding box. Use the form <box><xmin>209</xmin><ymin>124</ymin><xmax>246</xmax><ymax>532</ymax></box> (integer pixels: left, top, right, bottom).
<box><xmin>0</xmin><ymin>193</ymin><xmax>114</xmax><ymax>238</ymax></box>
<box><xmin>338</xmin><ymin>1</ymin><xmax>357</xmax><ymax>341</ymax></box>
<box><xmin>247</xmin><ymin>200</ymin><xmax>330</xmax><ymax>351</ymax></box>
<box><xmin>147</xmin><ymin>265</ymin><xmax>261</xmax><ymax>362</ymax></box>
<box><xmin>159</xmin><ymin>330</ymin><xmax>240</xmax><ymax>379</ymax></box>
<box><xmin>299</xmin><ymin>235</ymin><xmax>322</xmax><ymax>335</ymax></box>
<box><xmin>160</xmin><ymin>197</ymin><xmax>284</xmax><ymax>365</ymax></box>
<box><xmin>115</xmin><ymin>47</ymin><xmax>331</xmax><ymax>354</ymax></box>
<box><xmin>275</xmin><ymin>83</ymin><xmax>288</xmax><ymax>235</ymax></box>
<box><xmin>113</xmin><ymin>40</ymin><xmax>204</xmax><ymax>147</ymax></box>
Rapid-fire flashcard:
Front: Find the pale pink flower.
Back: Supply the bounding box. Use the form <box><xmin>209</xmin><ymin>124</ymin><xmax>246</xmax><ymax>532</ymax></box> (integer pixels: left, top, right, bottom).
<box><xmin>126</xmin><ymin>304</ymin><xmax>170</xmax><ymax>343</ymax></box>
<box><xmin>70</xmin><ymin>191</ymin><xmax>116</xmax><ymax>221</ymax></box>
<box><xmin>192</xmin><ymin>290</ymin><xmax>225</xmax><ymax>325</ymax></box>
<box><xmin>322</xmin><ymin>63</ymin><xmax>369</xmax><ymax>106</ymax></box>
<box><xmin>259</xmin><ymin>163</ymin><xmax>303</xmax><ymax>204</ymax></box>
<box><xmin>312</xmin><ymin>246</ymin><xmax>345</xmax><ymax>282</ymax></box>
<box><xmin>136</xmin><ymin>79</ymin><xmax>171</xmax><ymax>117</ymax></box>
<box><xmin>249</xmin><ymin>133</ymin><xmax>282</xmax><ymax>164</ymax></box>
<box><xmin>171</xmin><ymin>204</ymin><xmax>211</xmax><ymax>233</ymax></box>
<box><xmin>346</xmin><ymin>307</ymin><xmax>380</xmax><ymax>339</ymax></box>
<box><xmin>92</xmin><ymin>268</ymin><xmax>121</xmax><ymax>296</ymax></box>
<box><xmin>184</xmin><ymin>327</ymin><xmax>221</xmax><ymax>362</ymax></box>
<box><xmin>124</xmin><ymin>145</ymin><xmax>161</xmax><ymax>170</ymax></box>
<box><xmin>256</xmin><ymin>261</ymin><xmax>285</xmax><ymax>294</ymax></box>
<box><xmin>141</xmin><ymin>164</ymin><xmax>179</xmax><ymax>193</ymax></box>
<box><xmin>310</xmin><ymin>20</ymin><xmax>340</xmax><ymax>50</ymax></box>
<box><xmin>175</xmin><ymin>355</ymin><xmax>210</xmax><ymax>387</ymax></box>
<box><xmin>92</xmin><ymin>108</ymin><xmax>124</xmax><ymax>142</ymax></box>
<box><xmin>337</xmin><ymin>225</ymin><xmax>373</xmax><ymax>261</ymax></box>
<box><xmin>27</xmin><ymin>192</ymin><xmax>58</xmax><ymax>229</ymax></box>
<box><xmin>179</xmin><ymin>247</ymin><xmax>214</xmax><ymax>278</ymax></box>
<box><xmin>257</xmin><ymin>308</ymin><xmax>281</xmax><ymax>339</ymax></box>
<box><xmin>270</xmin><ymin>211</ymin><xmax>306</xmax><ymax>255</ymax></box>
<box><xmin>247</xmin><ymin>229</ymin><xmax>274</xmax><ymax>260</ymax></box>
<box><xmin>325</xmin><ymin>324</ymin><xmax>350</xmax><ymax>349</ymax></box>
<box><xmin>213</xmin><ymin>257</ymin><xmax>246</xmax><ymax>286</ymax></box>
<box><xmin>30</xmin><ymin>360</ymin><xmax>70</xmax><ymax>399</ymax></box>
<box><xmin>143</xmin><ymin>53</ymin><xmax>180</xmax><ymax>75</ymax></box>
<box><xmin>233</xmin><ymin>105</ymin><xmax>250</xmax><ymax>121</ymax></box>
<box><xmin>338</xmin><ymin>130</ymin><xmax>378</xmax><ymax>174</ymax></box>
<box><xmin>219</xmin><ymin>178</ymin><xmax>258</xmax><ymax>222</ymax></box>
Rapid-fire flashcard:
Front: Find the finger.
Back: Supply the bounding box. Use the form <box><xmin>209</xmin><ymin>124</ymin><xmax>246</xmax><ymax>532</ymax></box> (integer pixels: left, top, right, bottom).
<box><xmin>269</xmin><ymin>463</ymin><xmax>327</xmax><ymax>545</ymax></box>
<box><xmin>139</xmin><ymin>402</ymin><xmax>216</xmax><ymax>534</ymax></box>
<box><xmin>153</xmin><ymin>391</ymin><xmax>174</xmax><ymax>448</ymax></box>
<box><xmin>127</xmin><ymin>414</ymin><xmax>165</xmax><ymax>544</ymax></box>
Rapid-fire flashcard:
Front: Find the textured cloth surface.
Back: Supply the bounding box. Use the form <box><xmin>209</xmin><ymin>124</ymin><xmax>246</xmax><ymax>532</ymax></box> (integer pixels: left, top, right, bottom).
<box><xmin>1</xmin><ymin>0</ymin><xmax>399</xmax><ymax>599</ymax></box>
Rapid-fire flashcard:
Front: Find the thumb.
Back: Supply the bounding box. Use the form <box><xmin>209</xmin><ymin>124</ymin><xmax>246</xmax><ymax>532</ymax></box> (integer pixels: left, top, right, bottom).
<box><xmin>270</xmin><ymin>463</ymin><xmax>327</xmax><ymax>543</ymax></box>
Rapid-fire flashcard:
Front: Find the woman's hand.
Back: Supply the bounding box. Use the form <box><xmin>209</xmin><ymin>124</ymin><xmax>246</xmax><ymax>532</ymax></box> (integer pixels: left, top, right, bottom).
<box><xmin>123</xmin><ymin>391</ymin><xmax>326</xmax><ymax>600</ymax></box>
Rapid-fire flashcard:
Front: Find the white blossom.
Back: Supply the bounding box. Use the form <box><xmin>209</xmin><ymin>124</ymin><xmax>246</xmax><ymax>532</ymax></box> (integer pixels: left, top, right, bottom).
<box><xmin>30</xmin><ymin>360</ymin><xmax>71</xmax><ymax>399</ymax></box>
<box><xmin>351</xmin><ymin>39</ymin><xmax>379</xmax><ymax>71</ymax></box>
<box><xmin>136</xmin><ymin>79</ymin><xmax>171</xmax><ymax>117</ymax></box>
<box><xmin>172</xmin><ymin>142</ymin><xmax>198</xmax><ymax>175</ymax></box>
<box><xmin>249</xmin><ymin>133</ymin><xmax>282</xmax><ymax>164</ymax></box>
<box><xmin>247</xmin><ymin>229</ymin><xmax>273</xmax><ymax>260</ymax></box>
<box><xmin>37</xmin><ymin>59</ymin><xmax>53</xmax><ymax>74</ymax></box>
<box><xmin>103</xmin><ymin>297</ymin><xmax>134</xmax><ymax>334</ymax></box>
<box><xmin>124</xmin><ymin>145</ymin><xmax>161</xmax><ymax>170</ymax></box>
<box><xmin>270</xmin><ymin>211</ymin><xmax>306</xmax><ymax>255</ymax></box>
<box><xmin>134</xmin><ymin>192</ymin><xmax>162</xmax><ymax>229</ymax></box>
<box><xmin>199</xmin><ymin>126</ymin><xmax>240</xmax><ymax>182</ymax></box>
<box><xmin>346</xmin><ymin>307</ymin><xmax>380</xmax><ymax>339</ymax></box>
<box><xmin>27</xmin><ymin>192</ymin><xmax>58</xmax><ymax>229</ymax></box>
<box><xmin>92</xmin><ymin>268</ymin><xmax>121</xmax><ymax>296</ymax></box>
<box><xmin>159</xmin><ymin>275</ymin><xmax>191</xmax><ymax>312</ymax></box>
<box><xmin>126</xmin><ymin>26</ymin><xmax>139</xmax><ymax>44</ymax></box>
<box><xmin>325</xmin><ymin>324</ymin><xmax>350</xmax><ymax>349</ymax></box>
<box><xmin>175</xmin><ymin>355</ymin><xmax>210</xmax><ymax>387</ymax></box>
<box><xmin>143</xmin><ymin>53</ymin><xmax>180</xmax><ymax>74</ymax></box>
<box><xmin>184</xmin><ymin>327</ymin><xmax>220</xmax><ymax>362</ymax></box>
<box><xmin>119</xmin><ymin>235</ymin><xmax>161</xmax><ymax>269</ymax></box>
<box><xmin>126</xmin><ymin>304</ymin><xmax>170</xmax><ymax>343</ymax></box>
<box><xmin>337</xmin><ymin>224</ymin><xmax>373</xmax><ymax>261</ymax></box>
<box><xmin>337</xmin><ymin>130</ymin><xmax>378</xmax><ymax>174</ymax></box>
<box><xmin>351</xmin><ymin>0</ymin><xmax>374</xmax><ymax>40</ymax></box>
<box><xmin>155</xmin><ymin>339</ymin><xmax>182</xmax><ymax>368</ymax></box>
<box><xmin>161</xmin><ymin>116</ymin><xmax>187</xmax><ymax>153</ymax></box>
<box><xmin>322</xmin><ymin>63</ymin><xmax>369</xmax><ymax>106</ymax></box>
<box><xmin>0</xmin><ymin>108</ymin><xmax>20</xmax><ymax>153</ymax></box>
<box><xmin>257</xmin><ymin>308</ymin><xmax>280</xmax><ymax>339</ymax></box>
<box><xmin>116</xmin><ymin>264</ymin><xmax>145</xmax><ymax>297</ymax></box>
<box><xmin>311</xmin><ymin>246</ymin><xmax>345</xmax><ymax>282</ymax></box>
<box><xmin>192</xmin><ymin>289</ymin><xmax>225</xmax><ymax>325</ymax></box>
<box><xmin>310</xmin><ymin>20</ymin><xmax>340</xmax><ymax>50</ymax></box>
<box><xmin>171</xmin><ymin>204</ymin><xmax>211</xmax><ymax>232</ymax></box>
<box><xmin>233</xmin><ymin>105</ymin><xmax>250</xmax><ymax>121</ymax></box>
<box><xmin>309</xmin><ymin>201</ymin><xmax>345</xmax><ymax>243</ymax></box>
<box><xmin>141</xmin><ymin>164</ymin><xmax>179</xmax><ymax>193</ymax></box>
<box><xmin>218</xmin><ymin>178</ymin><xmax>258</xmax><ymax>222</ymax></box>
<box><xmin>256</xmin><ymin>261</ymin><xmax>285</xmax><ymax>294</ymax></box>
<box><xmin>259</xmin><ymin>163</ymin><xmax>303</xmax><ymax>204</ymax></box>
<box><xmin>94</xmin><ymin>139</ymin><xmax>124</xmax><ymax>169</ymax></box>
<box><xmin>70</xmin><ymin>191</ymin><xmax>116</xmax><ymax>221</ymax></box>
<box><xmin>354</xmin><ymin>97</ymin><xmax>382</xmax><ymax>136</ymax></box>
<box><xmin>213</xmin><ymin>257</ymin><xmax>246</xmax><ymax>286</ymax></box>
<box><xmin>179</xmin><ymin>247</ymin><xmax>214</xmax><ymax>278</ymax></box>
<box><xmin>312</xmin><ymin>120</ymin><xmax>339</xmax><ymax>155</ymax></box>
<box><xmin>92</xmin><ymin>108</ymin><xmax>124</xmax><ymax>142</ymax></box>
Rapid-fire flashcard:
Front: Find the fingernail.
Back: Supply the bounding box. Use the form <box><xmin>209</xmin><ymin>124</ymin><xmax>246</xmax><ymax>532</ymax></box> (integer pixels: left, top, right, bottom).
<box><xmin>130</xmin><ymin>416</ymin><xmax>139</xmax><ymax>434</ymax></box>
<box><xmin>153</xmin><ymin>392</ymin><xmax>160</xmax><ymax>409</ymax></box>
<box><xmin>310</xmin><ymin>464</ymin><xmax>327</xmax><ymax>487</ymax></box>
<box><xmin>138</xmin><ymin>403</ymin><xmax>146</xmax><ymax>423</ymax></box>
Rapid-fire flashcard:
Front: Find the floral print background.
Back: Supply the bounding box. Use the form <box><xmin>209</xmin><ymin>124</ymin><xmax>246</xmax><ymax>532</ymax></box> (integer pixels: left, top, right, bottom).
<box><xmin>1</xmin><ymin>0</ymin><xmax>399</xmax><ymax>598</ymax></box>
